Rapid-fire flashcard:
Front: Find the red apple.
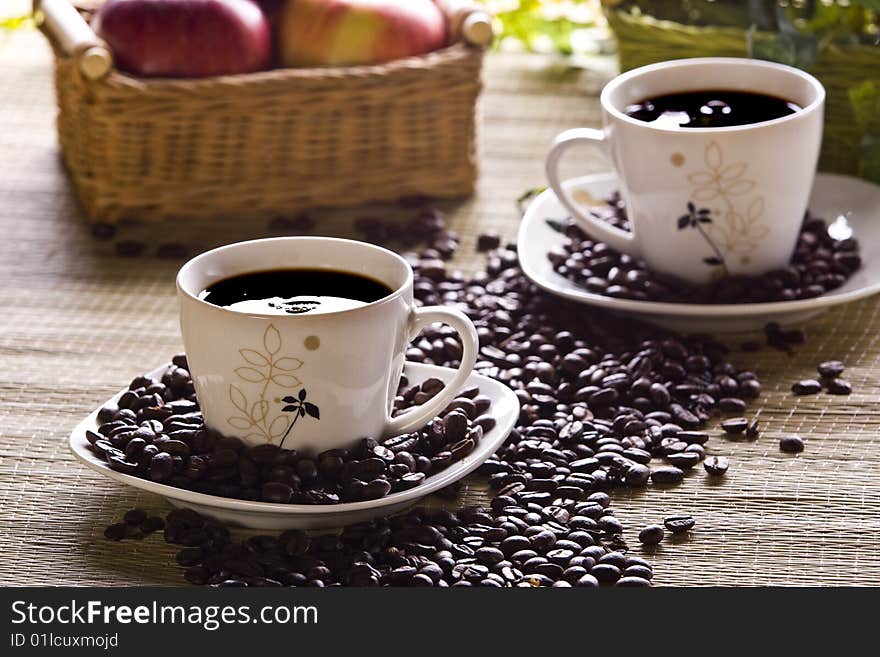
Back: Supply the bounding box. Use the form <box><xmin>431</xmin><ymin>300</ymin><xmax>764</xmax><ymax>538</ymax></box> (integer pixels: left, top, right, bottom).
<box><xmin>279</xmin><ymin>0</ymin><xmax>448</xmax><ymax>67</ymax></box>
<box><xmin>92</xmin><ymin>0</ymin><xmax>272</xmax><ymax>77</ymax></box>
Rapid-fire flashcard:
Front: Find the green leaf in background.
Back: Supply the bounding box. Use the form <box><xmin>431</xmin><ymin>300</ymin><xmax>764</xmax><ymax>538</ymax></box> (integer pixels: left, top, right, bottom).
<box><xmin>485</xmin><ymin>0</ymin><xmax>602</xmax><ymax>54</ymax></box>
<box><xmin>0</xmin><ymin>15</ymin><xmax>31</xmax><ymax>31</ymax></box>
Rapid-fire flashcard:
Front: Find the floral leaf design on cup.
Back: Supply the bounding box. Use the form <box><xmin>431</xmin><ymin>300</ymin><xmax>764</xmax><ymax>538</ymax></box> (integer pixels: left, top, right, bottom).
<box><xmin>278</xmin><ymin>388</ymin><xmax>320</xmax><ymax>449</ymax></box>
<box><xmin>225</xmin><ymin>323</ymin><xmax>311</xmax><ymax>444</ymax></box>
<box><xmin>685</xmin><ymin>141</ymin><xmax>768</xmax><ymax>267</ymax></box>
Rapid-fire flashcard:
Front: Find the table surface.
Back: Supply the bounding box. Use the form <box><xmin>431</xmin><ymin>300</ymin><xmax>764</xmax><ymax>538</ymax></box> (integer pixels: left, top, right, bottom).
<box><xmin>2</xmin><ymin>30</ymin><xmax>879</xmax><ymax>587</ymax></box>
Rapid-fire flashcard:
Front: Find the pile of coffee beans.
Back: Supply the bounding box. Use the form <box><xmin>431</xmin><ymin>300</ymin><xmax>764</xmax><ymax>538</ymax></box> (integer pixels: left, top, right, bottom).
<box><xmin>547</xmin><ymin>200</ymin><xmax>861</xmax><ymax>304</ymax></box>
<box><xmin>104</xmin><ymin>508</ymin><xmax>165</xmax><ymax>541</ymax></box>
<box><xmin>791</xmin><ymin>360</ymin><xmax>851</xmax><ymax>396</ymax></box>
<box><xmin>88</xmin><ymin>372</ymin><xmax>491</xmax><ymax>505</ymax></box>
<box><xmin>111</xmin><ymin>502</ymin><xmax>652</xmax><ymax>587</ymax></box>
<box><xmin>102</xmin><ymin>206</ymin><xmax>780</xmax><ymax>586</ymax></box>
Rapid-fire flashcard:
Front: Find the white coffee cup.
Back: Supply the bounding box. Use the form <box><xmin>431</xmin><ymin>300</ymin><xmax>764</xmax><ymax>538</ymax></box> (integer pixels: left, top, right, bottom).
<box><xmin>546</xmin><ymin>57</ymin><xmax>825</xmax><ymax>285</ymax></box>
<box><xmin>177</xmin><ymin>237</ymin><xmax>479</xmax><ymax>452</ymax></box>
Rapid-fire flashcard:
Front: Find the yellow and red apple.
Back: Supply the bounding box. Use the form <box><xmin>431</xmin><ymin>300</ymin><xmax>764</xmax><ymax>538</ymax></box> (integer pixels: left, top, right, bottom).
<box><xmin>279</xmin><ymin>0</ymin><xmax>448</xmax><ymax>67</ymax></box>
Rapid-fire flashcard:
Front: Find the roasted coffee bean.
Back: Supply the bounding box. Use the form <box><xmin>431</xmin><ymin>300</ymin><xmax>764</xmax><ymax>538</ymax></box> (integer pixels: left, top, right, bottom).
<box><xmin>149</xmin><ymin>452</ymin><xmax>173</xmax><ymax>482</ymax></box>
<box><xmin>718</xmin><ymin>398</ymin><xmax>747</xmax><ymax>413</ymax></box>
<box><xmin>477</xmin><ymin>231</ymin><xmax>502</xmax><ymax>252</ymax></box>
<box><xmin>666</xmin><ymin>452</ymin><xmax>701</xmax><ymax>469</ymax></box>
<box><xmin>826</xmin><ymin>378</ymin><xmax>852</xmax><ymax>395</ymax></box>
<box><xmin>124</xmin><ymin>508</ymin><xmax>147</xmax><ymax>525</ymax></box>
<box><xmin>638</xmin><ymin>525</ymin><xmax>664</xmax><ymax>546</ymax></box>
<box><xmin>792</xmin><ymin>379</ymin><xmax>822</xmax><ymax>395</ymax></box>
<box><xmin>745</xmin><ymin>419</ymin><xmax>760</xmax><ymax>439</ymax></box>
<box><xmin>676</xmin><ymin>431</ymin><xmax>709</xmax><ymax>445</ymax></box>
<box><xmin>261</xmin><ymin>482</ymin><xmax>294</xmax><ymax>504</ymax></box>
<box><xmin>616</xmin><ymin>576</ymin><xmax>651</xmax><ymax>587</ymax></box>
<box><xmin>817</xmin><ymin>360</ymin><xmax>845</xmax><ymax>378</ymax></box>
<box><xmin>104</xmin><ymin>523</ymin><xmax>128</xmax><ymax>541</ymax></box>
<box><xmin>703</xmin><ymin>456</ymin><xmax>729</xmax><ymax>476</ymax></box>
<box><xmin>780</xmin><ymin>435</ymin><xmax>805</xmax><ymax>453</ymax></box>
<box><xmin>590</xmin><ymin>563</ymin><xmax>621</xmax><ymax>583</ymax></box>
<box><xmin>663</xmin><ymin>515</ymin><xmax>695</xmax><ymax>534</ymax></box>
<box><xmin>720</xmin><ymin>418</ymin><xmax>748</xmax><ymax>435</ymax></box>
<box><xmin>650</xmin><ymin>466</ymin><xmax>684</xmax><ymax>485</ymax></box>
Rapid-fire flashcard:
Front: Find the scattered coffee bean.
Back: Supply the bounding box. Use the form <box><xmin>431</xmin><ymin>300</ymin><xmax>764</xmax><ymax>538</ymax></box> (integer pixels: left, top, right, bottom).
<box><xmin>791</xmin><ymin>379</ymin><xmax>822</xmax><ymax>395</ymax></box>
<box><xmin>720</xmin><ymin>418</ymin><xmax>748</xmax><ymax>435</ymax></box>
<box><xmin>115</xmin><ymin>240</ymin><xmax>146</xmax><ymax>257</ymax></box>
<box><xmin>123</xmin><ymin>508</ymin><xmax>147</xmax><ymax>525</ymax></box>
<box><xmin>826</xmin><ymin>378</ymin><xmax>852</xmax><ymax>395</ymax></box>
<box><xmin>779</xmin><ymin>435</ymin><xmax>805</xmax><ymax>453</ymax></box>
<box><xmin>703</xmin><ymin>456</ymin><xmax>729</xmax><ymax>476</ymax></box>
<box><xmin>104</xmin><ymin>523</ymin><xmax>127</xmax><ymax>541</ymax></box>
<box><xmin>663</xmin><ymin>515</ymin><xmax>695</xmax><ymax>534</ymax></box>
<box><xmin>638</xmin><ymin>525</ymin><xmax>664</xmax><ymax>546</ymax></box>
<box><xmin>650</xmin><ymin>466</ymin><xmax>684</xmax><ymax>485</ymax></box>
<box><xmin>476</xmin><ymin>231</ymin><xmax>502</xmax><ymax>252</ymax></box>
<box><xmin>745</xmin><ymin>418</ymin><xmax>760</xmax><ymax>439</ymax></box>
<box><xmin>817</xmin><ymin>360</ymin><xmax>845</xmax><ymax>379</ymax></box>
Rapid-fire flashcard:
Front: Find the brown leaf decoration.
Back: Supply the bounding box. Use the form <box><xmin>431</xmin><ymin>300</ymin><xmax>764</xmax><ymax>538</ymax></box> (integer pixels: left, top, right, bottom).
<box><xmin>750</xmin><ymin>226</ymin><xmax>770</xmax><ymax>240</ymax></box>
<box><xmin>691</xmin><ymin>188</ymin><xmax>720</xmax><ymax>202</ymax></box>
<box><xmin>747</xmin><ymin>197</ymin><xmax>765</xmax><ymax>221</ymax></box>
<box><xmin>251</xmin><ymin>399</ymin><xmax>269</xmax><ymax>424</ymax></box>
<box><xmin>687</xmin><ymin>171</ymin><xmax>715</xmax><ymax>186</ymax></box>
<box><xmin>239</xmin><ymin>349</ymin><xmax>269</xmax><ymax>367</ymax></box>
<box><xmin>722</xmin><ymin>179</ymin><xmax>755</xmax><ymax>196</ymax></box>
<box><xmin>273</xmin><ymin>357</ymin><xmax>304</xmax><ymax>371</ymax></box>
<box><xmin>271</xmin><ymin>373</ymin><xmax>302</xmax><ymax>388</ymax></box>
<box><xmin>268</xmin><ymin>415</ymin><xmax>289</xmax><ymax>440</ymax></box>
<box><xmin>719</xmin><ymin>162</ymin><xmax>747</xmax><ymax>182</ymax></box>
<box><xmin>227</xmin><ymin>416</ymin><xmax>253</xmax><ymax>430</ymax></box>
<box><xmin>235</xmin><ymin>367</ymin><xmax>266</xmax><ymax>383</ymax></box>
<box><xmin>229</xmin><ymin>384</ymin><xmax>248</xmax><ymax>413</ymax></box>
<box><xmin>264</xmin><ymin>324</ymin><xmax>282</xmax><ymax>355</ymax></box>
<box><xmin>705</xmin><ymin>141</ymin><xmax>723</xmax><ymax>170</ymax></box>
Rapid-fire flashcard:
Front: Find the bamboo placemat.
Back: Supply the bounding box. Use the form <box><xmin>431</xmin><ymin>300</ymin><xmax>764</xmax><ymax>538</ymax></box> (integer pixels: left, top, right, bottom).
<box><xmin>1</xmin><ymin>31</ymin><xmax>878</xmax><ymax>586</ymax></box>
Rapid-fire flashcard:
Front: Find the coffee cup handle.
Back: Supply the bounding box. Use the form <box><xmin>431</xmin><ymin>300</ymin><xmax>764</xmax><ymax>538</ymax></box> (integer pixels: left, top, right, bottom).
<box><xmin>545</xmin><ymin>128</ymin><xmax>641</xmax><ymax>258</ymax></box>
<box><xmin>383</xmin><ymin>305</ymin><xmax>479</xmax><ymax>438</ymax></box>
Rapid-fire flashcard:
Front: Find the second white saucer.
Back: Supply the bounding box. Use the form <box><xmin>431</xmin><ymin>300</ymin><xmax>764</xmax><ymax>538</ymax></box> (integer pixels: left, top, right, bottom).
<box><xmin>518</xmin><ymin>172</ymin><xmax>880</xmax><ymax>333</ymax></box>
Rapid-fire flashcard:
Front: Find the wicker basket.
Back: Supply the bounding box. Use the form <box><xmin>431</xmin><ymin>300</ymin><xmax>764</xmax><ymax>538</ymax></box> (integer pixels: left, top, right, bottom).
<box><xmin>605</xmin><ymin>8</ymin><xmax>880</xmax><ymax>183</ymax></box>
<box><xmin>37</xmin><ymin>0</ymin><xmax>490</xmax><ymax>223</ymax></box>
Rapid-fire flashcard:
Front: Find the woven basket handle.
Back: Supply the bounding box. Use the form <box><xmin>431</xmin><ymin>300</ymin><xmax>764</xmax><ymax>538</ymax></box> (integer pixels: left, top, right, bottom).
<box><xmin>434</xmin><ymin>0</ymin><xmax>494</xmax><ymax>48</ymax></box>
<box><xmin>34</xmin><ymin>0</ymin><xmax>113</xmax><ymax>80</ymax></box>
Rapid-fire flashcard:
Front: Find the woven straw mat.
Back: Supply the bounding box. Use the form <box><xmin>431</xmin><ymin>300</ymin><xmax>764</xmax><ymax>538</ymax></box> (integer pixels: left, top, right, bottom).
<box><xmin>1</xmin><ymin>31</ymin><xmax>878</xmax><ymax>586</ymax></box>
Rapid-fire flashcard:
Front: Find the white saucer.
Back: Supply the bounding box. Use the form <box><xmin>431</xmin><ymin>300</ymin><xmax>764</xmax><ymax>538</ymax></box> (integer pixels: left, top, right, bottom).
<box><xmin>518</xmin><ymin>172</ymin><xmax>880</xmax><ymax>333</ymax></box>
<box><xmin>69</xmin><ymin>363</ymin><xmax>519</xmax><ymax>530</ymax></box>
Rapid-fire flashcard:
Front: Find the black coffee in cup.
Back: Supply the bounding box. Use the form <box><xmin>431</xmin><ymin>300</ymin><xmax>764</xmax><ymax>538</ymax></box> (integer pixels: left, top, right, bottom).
<box><xmin>200</xmin><ymin>268</ymin><xmax>393</xmax><ymax>315</ymax></box>
<box><xmin>624</xmin><ymin>90</ymin><xmax>801</xmax><ymax>129</ymax></box>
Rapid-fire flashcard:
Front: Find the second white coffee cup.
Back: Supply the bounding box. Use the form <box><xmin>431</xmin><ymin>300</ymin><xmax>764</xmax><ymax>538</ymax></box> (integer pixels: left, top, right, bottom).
<box><xmin>546</xmin><ymin>57</ymin><xmax>825</xmax><ymax>285</ymax></box>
